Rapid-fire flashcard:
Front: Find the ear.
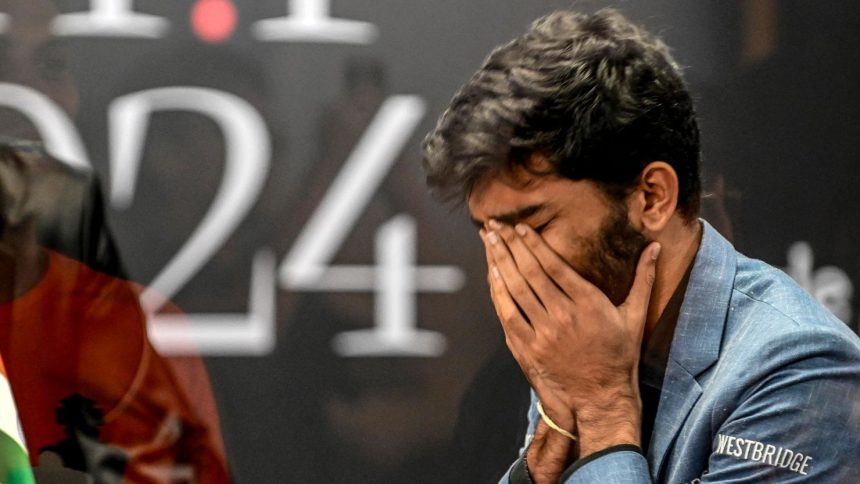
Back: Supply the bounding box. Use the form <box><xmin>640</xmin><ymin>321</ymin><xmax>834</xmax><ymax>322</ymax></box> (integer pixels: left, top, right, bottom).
<box><xmin>628</xmin><ymin>161</ymin><xmax>678</xmax><ymax>234</ymax></box>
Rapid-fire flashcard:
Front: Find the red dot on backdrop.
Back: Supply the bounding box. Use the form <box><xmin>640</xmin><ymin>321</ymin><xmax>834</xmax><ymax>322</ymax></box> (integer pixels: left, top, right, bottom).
<box><xmin>191</xmin><ymin>0</ymin><xmax>238</xmax><ymax>43</ymax></box>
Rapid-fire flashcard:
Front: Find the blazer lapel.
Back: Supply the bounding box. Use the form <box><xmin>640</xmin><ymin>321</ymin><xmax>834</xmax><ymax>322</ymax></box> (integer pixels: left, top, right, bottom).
<box><xmin>647</xmin><ymin>221</ymin><xmax>737</xmax><ymax>480</ymax></box>
<box><xmin>648</xmin><ymin>361</ymin><xmax>702</xmax><ymax>480</ymax></box>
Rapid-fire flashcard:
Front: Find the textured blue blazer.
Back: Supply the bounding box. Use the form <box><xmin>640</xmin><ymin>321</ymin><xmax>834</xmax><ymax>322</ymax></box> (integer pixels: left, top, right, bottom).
<box><xmin>503</xmin><ymin>221</ymin><xmax>860</xmax><ymax>483</ymax></box>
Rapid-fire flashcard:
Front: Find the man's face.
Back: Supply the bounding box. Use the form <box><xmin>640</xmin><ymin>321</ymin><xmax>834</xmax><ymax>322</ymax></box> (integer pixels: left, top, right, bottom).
<box><xmin>467</xmin><ymin>167</ymin><xmax>648</xmax><ymax>305</ymax></box>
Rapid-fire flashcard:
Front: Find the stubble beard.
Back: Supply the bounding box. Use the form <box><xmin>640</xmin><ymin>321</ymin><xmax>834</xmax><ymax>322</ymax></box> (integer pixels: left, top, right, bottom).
<box><xmin>578</xmin><ymin>203</ymin><xmax>649</xmax><ymax>306</ymax></box>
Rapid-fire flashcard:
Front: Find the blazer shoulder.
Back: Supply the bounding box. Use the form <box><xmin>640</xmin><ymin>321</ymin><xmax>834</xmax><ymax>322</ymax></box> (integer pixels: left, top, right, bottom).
<box><xmin>721</xmin><ymin>254</ymin><xmax>860</xmax><ymax>365</ymax></box>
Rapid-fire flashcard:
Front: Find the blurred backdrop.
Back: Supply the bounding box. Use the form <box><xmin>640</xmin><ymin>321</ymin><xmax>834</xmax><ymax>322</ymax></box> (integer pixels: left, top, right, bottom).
<box><xmin>0</xmin><ymin>0</ymin><xmax>857</xmax><ymax>482</ymax></box>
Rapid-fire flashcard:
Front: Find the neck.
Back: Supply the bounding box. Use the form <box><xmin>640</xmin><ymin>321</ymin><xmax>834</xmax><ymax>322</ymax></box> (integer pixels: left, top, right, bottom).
<box><xmin>644</xmin><ymin>217</ymin><xmax>702</xmax><ymax>341</ymax></box>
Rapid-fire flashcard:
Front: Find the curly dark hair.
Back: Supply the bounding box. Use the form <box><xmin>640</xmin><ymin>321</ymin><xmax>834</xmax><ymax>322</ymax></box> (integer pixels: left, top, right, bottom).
<box><xmin>421</xmin><ymin>9</ymin><xmax>701</xmax><ymax>220</ymax></box>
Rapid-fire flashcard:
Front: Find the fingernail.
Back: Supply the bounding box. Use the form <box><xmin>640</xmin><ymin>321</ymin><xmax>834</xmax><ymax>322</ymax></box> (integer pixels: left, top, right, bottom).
<box><xmin>492</xmin><ymin>265</ymin><xmax>500</xmax><ymax>279</ymax></box>
<box><xmin>515</xmin><ymin>224</ymin><xmax>527</xmax><ymax>236</ymax></box>
<box><xmin>488</xmin><ymin>219</ymin><xmax>501</xmax><ymax>229</ymax></box>
<box><xmin>488</xmin><ymin>232</ymin><xmax>499</xmax><ymax>245</ymax></box>
<box><xmin>652</xmin><ymin>243</ymin><xmax>662</xmax><ymax>261</ymax></box>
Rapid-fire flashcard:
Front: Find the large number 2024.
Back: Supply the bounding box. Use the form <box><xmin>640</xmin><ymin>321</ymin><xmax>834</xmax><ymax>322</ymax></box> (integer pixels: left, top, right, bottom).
<box><xmin>0</xmin><ymin>0</ymin><xmax>462</xmax><ymax>357</ymax></box>
<box><xmin>0</xmin><ymin>82</ymin><xmax>464</xmax><ymax>357</ymax></box>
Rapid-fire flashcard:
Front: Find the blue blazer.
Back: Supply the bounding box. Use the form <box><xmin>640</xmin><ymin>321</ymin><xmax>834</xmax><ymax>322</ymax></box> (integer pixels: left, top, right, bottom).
<box><xmin>503</xmin><ymin>221</ymin><xmax>860</xmax><ymax>483</ymax></box>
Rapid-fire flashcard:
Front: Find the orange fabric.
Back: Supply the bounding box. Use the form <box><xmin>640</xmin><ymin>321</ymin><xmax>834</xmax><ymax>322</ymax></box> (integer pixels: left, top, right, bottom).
<box><xmin>0</xmin><ymin>250</ymin><xmax>229</xmax><ymax>483</ymax></box>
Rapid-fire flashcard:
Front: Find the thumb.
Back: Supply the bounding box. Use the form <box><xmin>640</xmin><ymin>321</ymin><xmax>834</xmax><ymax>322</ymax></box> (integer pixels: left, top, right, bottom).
<box><xmin>621</xmin><ymin>242</ymin><xmax>661</xmax><ymax>319</ymax></box>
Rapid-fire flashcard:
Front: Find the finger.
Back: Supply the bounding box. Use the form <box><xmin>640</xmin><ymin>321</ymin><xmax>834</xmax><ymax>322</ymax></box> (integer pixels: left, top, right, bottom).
<box><xmin>491</xmin><ymin>222</ymin><xmax>567</xmax><ymax>311</ymax></box>
<box><xmin>480</xmin><ymin>231</ymin><xmax>536</xmax><ymax>361</ymax></box>
<box><xmin>484</xmin><ymin>227</ymin><xmax>548</xmax><ymax>322</ymax></box>
<box><xmin>514</xmin><ymin>223</ymin><xmax>601</xmax><ymax>300</ymax></box>
<box><xmin>620</xmin><ymin>242</ymin><xmax>661</xmax><ymax>321</ymax></box>
<box><xmin>488</xmin><ymin>261</ymin><xmax>535</xmax><ymax>351</ymax></box>
<box><xmin>479</xmin><ymin>229</ymin><xmax>494</xmax><ymax>285</ymax></box>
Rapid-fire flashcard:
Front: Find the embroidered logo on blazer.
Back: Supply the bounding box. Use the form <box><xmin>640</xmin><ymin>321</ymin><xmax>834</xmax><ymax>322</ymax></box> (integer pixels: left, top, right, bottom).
<box><xmin>715</xmin><ymin>433</ymin><xmax>813</xmax><ymax>475</ymax></box>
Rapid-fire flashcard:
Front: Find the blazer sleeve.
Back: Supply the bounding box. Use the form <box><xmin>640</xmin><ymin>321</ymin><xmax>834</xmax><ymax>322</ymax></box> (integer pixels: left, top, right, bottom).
<box><xmin>560</xmin><ymin>450</ymin><xmax>650</xmax><ymax>483</ymax></box>
<box><xmin>699</xmin><ymin>327</ymin><xmax>860</xmax><ymax>483</ymax></box>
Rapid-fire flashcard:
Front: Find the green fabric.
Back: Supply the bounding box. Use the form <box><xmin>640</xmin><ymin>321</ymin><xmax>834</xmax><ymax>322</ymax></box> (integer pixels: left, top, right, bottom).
<box><xmin>0</xmin><ymin>430</ymin><xmax>34</xmax><ymax>484</ymax></box>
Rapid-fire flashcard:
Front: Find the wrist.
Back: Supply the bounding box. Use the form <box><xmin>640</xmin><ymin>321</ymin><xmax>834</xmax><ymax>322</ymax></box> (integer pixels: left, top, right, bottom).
<box><xmin>577</xmin><ymin>422</ymin><xmax>639</xmax><ymax>458</ymax></box>
<box><xmin>574</xmin><ymin>396</ymin><xmax>641</xmax><ymax>458</ymax></box>
<box><xmin>536</xmin><ymin>400</ymin><xmax>576</xmax><ymax>433</ymax></box>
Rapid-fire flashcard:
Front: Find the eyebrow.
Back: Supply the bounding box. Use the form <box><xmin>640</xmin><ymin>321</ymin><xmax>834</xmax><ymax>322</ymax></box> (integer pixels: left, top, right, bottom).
<box><xmin>471</xmin><ymin>203</ymin><xmax>546</xmax><ymax>229</ymax></box>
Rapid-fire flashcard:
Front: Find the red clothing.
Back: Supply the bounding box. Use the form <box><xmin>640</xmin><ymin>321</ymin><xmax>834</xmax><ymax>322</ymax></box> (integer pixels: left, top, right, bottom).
<box><xmin>0</xmin><ymin>250</ymin><xmax>228</xmax><ymax>483</ymax></box>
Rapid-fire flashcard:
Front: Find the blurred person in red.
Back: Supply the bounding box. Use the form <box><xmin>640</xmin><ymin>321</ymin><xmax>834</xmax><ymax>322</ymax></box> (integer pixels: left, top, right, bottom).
<box><xmin>0</xmin><ymin>143</ymin><xmax>229</xmax><ymax>482</ymax></box>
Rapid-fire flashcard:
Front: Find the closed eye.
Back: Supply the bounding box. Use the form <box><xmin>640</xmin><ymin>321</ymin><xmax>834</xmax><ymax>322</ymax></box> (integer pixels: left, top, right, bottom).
<box><xmin>533</xmin><ymin>219</ymin><xmax>554</xmax><ymax>234</ymax></box>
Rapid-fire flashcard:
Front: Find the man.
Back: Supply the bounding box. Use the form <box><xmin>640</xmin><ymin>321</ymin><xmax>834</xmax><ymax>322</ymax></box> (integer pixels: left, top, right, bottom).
<box><xmin>421</xmin><ymin>9</ymin><xmax>860</xmax><ymax>483</ymax></box>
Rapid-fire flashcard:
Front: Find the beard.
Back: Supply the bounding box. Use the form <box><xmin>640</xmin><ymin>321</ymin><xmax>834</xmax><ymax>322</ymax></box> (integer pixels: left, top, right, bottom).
<box><xmin>576</xmin><ymin>203</ymin><xmax>649</xmax><ymax>306</ymax></box>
